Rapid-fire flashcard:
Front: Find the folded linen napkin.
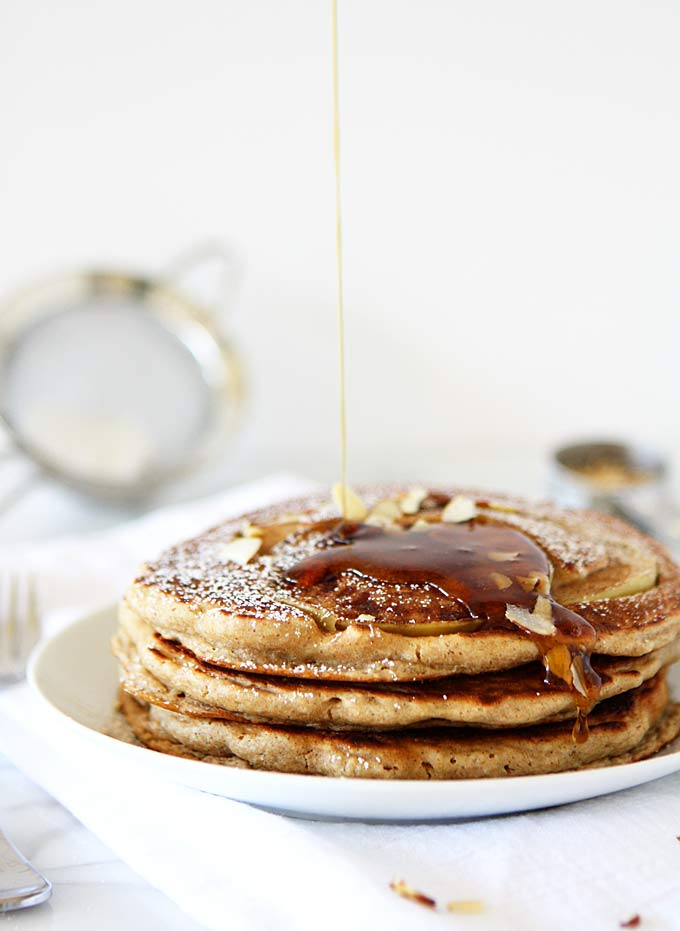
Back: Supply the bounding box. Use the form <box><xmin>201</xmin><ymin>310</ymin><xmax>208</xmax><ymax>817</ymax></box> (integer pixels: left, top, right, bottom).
<box><xmin>1</xmin><ymin>473</ymin><xmax>680</xmax><ymax>931</ymax></box>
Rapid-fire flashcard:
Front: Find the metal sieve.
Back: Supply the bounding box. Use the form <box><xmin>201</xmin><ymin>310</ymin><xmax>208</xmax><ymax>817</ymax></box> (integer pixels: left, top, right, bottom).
<box><xmin>0</xmin><ymin>245</ymin><xmax>245</xmax><ymax>508</ymax></box>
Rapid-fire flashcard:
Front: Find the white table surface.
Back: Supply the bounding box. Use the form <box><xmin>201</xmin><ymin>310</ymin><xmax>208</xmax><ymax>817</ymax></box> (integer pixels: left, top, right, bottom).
<box><xmin>0</xmin><ymin>753</ymin><xmax>203</xmax><ymax>930</ymax></box>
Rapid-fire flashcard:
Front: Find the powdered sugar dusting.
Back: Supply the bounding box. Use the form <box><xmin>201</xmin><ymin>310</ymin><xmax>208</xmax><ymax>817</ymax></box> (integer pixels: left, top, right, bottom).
<box><xmin>136</xmin><ymin>491</ymin><xmax>339</xmax><ymax>621</ymax></box>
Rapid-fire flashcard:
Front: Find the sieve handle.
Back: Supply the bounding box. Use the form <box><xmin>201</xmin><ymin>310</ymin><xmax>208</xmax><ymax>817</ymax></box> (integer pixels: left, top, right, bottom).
<box><xmin>162</xmin><ymin>241</ymin><xmax>243</xmax><ymax>325</ymax></box>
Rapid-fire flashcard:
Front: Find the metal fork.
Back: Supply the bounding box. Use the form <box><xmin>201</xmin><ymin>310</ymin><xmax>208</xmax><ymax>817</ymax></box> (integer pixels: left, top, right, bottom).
<box><xmin>0</xmin><ymin>574</ymin><xmax>52</xmax><ymax>912</ymax></box>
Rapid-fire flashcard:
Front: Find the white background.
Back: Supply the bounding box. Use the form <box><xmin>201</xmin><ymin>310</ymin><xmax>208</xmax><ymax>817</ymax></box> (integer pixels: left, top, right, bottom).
<box><xmin>1</xmin><ymin>0</ymin><xmax>679</xmax><ymax>491</ymax></box>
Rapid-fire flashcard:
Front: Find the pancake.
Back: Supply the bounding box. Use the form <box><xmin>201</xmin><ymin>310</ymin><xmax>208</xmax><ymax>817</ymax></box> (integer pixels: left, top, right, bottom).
<box><xmin>119</xmin><ymin>672</ymin><xmax>680</xmax><ymax>779</ymax></box>
<box><xmin>114</xmin><ymin>611</ymin><xmax>680</xmax><ymax>730</ymax></box>
<box><xmin>123</xmin><ymin>487</ymin><xmax>680</xmax><ymax>682</ymax></box>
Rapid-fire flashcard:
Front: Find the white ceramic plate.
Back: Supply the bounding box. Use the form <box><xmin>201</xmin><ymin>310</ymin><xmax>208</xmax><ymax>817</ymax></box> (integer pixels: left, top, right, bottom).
<box><xmin>28</xmin><ymin>606</ymin><xmax>680</xmax><ymax>822</ymax></box>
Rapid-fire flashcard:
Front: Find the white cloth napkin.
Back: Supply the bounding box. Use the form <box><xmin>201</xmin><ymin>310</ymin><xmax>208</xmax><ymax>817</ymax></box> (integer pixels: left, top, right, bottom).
<box><xmin>1</xmin><ymin>473</ymin><xmax>680</xmax><ymax>931</ymax></box>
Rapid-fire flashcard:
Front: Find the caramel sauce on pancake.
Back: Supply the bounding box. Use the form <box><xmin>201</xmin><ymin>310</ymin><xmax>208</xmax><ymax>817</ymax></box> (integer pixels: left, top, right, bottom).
<box><xmin>287</xmin><ymin>518</ymin><xmax>602</xmax><ymax>740</ymax></box>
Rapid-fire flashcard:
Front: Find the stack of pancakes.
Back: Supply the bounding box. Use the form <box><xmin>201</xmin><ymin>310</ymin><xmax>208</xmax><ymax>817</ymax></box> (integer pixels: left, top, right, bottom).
<box><xmin>113</xmin><ymin>487</ymin><xmax>680</xmax><ymax>779</ymax></box>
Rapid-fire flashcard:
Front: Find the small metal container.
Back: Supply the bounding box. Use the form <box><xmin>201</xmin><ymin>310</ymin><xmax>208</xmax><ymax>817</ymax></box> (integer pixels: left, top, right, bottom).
<box><xmin>549</xmin><ymin>439</ymin><xmax>671</xmax><ymax>540</ymax></box>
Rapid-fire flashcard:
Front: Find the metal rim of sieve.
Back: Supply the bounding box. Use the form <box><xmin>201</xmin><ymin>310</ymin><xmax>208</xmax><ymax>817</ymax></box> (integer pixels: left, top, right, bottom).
<box><xmin>0</xmin><ymin>268</ymin><xmax>245</xmax><ymax>502</ymax></box>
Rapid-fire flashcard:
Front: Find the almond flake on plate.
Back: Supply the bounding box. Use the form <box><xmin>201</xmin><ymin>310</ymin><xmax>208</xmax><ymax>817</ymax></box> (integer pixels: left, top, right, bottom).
<box><xmin>389</xmin><ymin>880</ymin><xmax>436</xmax><ymax>909</ymax></box>
<box><xmin>446</xmin><ymin>899</ymin><xmax>484</xmax><ymax>914</ymax></box>
<box><xmin>619</xmin><ymin>917</ymin><xmax>641</xmax><ymax>929</ymax></box>
<box><xmin>441</xmin><ymin>495</ymin><xmax>477</xmax><ymax>523</ymax></box>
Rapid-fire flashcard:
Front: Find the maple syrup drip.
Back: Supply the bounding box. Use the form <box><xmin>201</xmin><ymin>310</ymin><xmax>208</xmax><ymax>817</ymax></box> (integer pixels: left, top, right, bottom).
<box><xmin>572</xmin><ymin>710</ymin><xmax>590</xmax><ymax>744</ymax></box>
<box><xmin>287</xmin><ymin>519</ymin><xmax>602</xmax><ymax>739</ymax></box>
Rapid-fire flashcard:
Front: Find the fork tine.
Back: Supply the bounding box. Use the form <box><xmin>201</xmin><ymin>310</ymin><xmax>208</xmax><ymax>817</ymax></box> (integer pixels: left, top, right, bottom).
<box><xmin>0</xmin><ymin>576</ymin><xmax>8</xmax><ymax>673</ymax></box>
<box><xmin>6</xmin><ymin>574</ymin><xmax>18</xmax><ymax>666</ymax></box>
<box><xmin>0</xmin><ymin>574</ymin><xmax>40</xmax><ymax>681</ymax></box>
<box><xmin>21</xmin><ymin>575</ymin><xmax>40</xmax><ymax>663</ymax></box>
<box><xmin>0</xmin><ymin>574</ymin><xmax>19</xmax><ymax>679</ymax></box>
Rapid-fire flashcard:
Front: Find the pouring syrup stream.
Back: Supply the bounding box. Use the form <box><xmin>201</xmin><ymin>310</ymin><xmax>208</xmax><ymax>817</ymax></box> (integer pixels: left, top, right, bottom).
<box><xmin>332</xmin><ymin>0</ymin><xmax>348</xmax><ymax>519</ymax></box>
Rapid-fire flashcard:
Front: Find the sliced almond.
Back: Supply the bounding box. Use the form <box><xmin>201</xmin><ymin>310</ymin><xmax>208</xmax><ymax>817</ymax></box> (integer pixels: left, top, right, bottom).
<box><xmin>331</xmin><ymin>483</ymin><xmax>368</xmax><ymax>521</ymax></box>
<box><xmin>370</xmin><ymin>498</ymin><xmax>402</xmax><ymax>520</ymax></box>
<box><xmin>490</xmin><ymin>572</ymin><xmax>512</xmax><ymax>590</ymax></box>
<box><xmin>399</xmin><ymin>487</ymin><xmax>428</xmax><ymax>515</ymax></box>
<box><xmin>532</xmin><ymin>594</ymin><xmax>553</xmax><ymax>621</ymax></box>
<box><xmin>389</xmin><ymin>880</ymin><xmax>436</xmax><ymax>909</ymax></box>
<box><xmin>441</xmin><ymin>495</ymin><xmax>477</xmax><ymax>523</ymax></box>
<box><xmin>619</xmin><ymin>915</ymin><xmax>641</xmax><ymax>929</ymax></box>
<box><xmin>570</xmin><ymin>656</ymin><xmax>589</xmax><ymax>697</ymax></box>
<box><xmin>517</xmin><ymin>571</ymin><xmax>551</xmax><ymax>594</ymax></box>
<box><xmin>488</xmin><ymin>550</ymin><xmax>520</xmax><ymax>562</ymax></box>
<box><xmin>216</xmin><ymin>536</ymin><xmax>262</xmax><ymax>565</ymax></box>
<box><xmin>505</xmin><ymin>599</ymin><xmax>556</xmax><ymax>636</ymax></box>
<box><xmin>535</xmin><ymin>572</ymin><xmax>551</xmax><ymax>595</ymax></box>
<box><xmin>446</xmin><ymin>900</ymin><xmax>484</xmax><ymax>915</ymax></box>
<box><xmin>365</xmin><ymin>513</ymin><xmax>394</xmax><ymax>529</ymax></box>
